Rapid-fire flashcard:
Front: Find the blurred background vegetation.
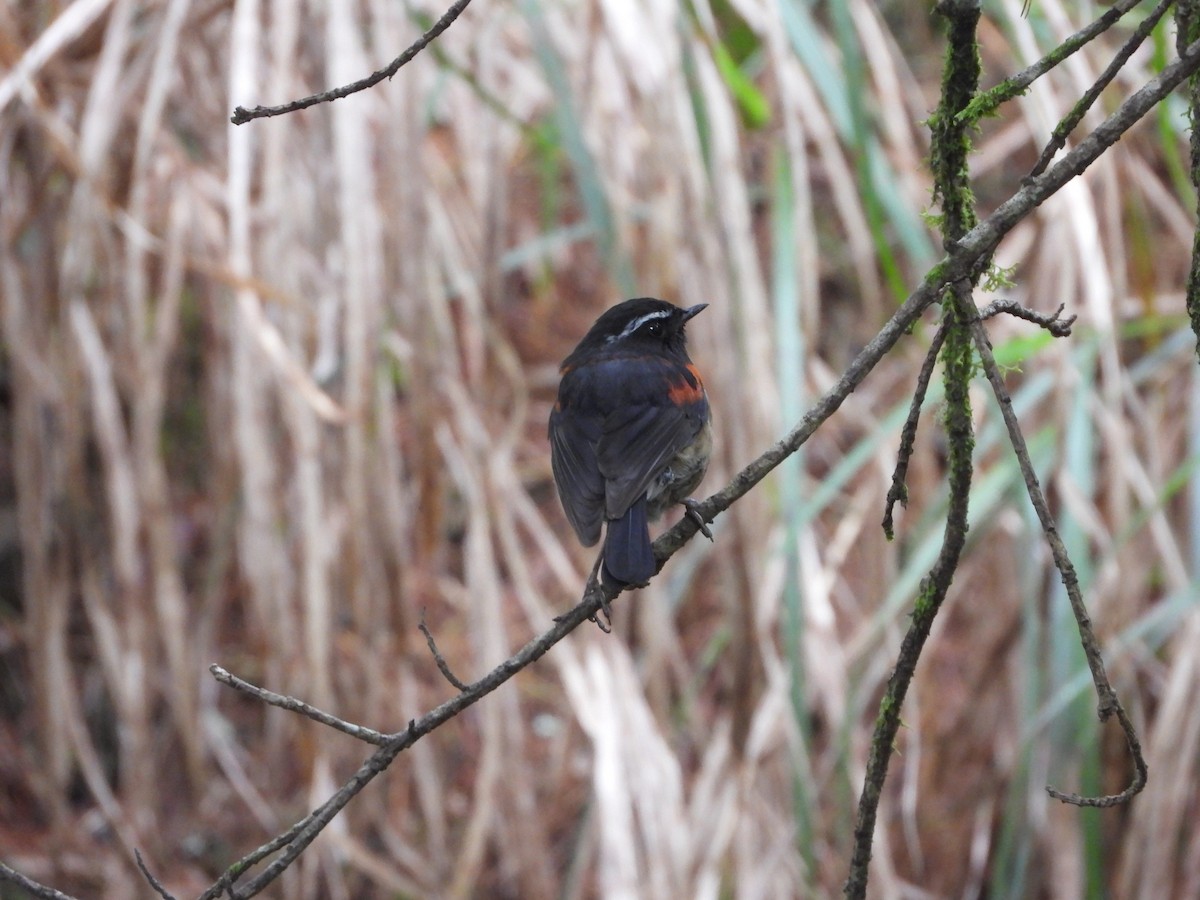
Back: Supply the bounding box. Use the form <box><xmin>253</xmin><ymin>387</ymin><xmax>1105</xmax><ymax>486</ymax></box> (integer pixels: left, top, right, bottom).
<box><xmin>1</xmin><ymin>0</ymin><xmax>1199</xmax><ymax>897</ymax></box>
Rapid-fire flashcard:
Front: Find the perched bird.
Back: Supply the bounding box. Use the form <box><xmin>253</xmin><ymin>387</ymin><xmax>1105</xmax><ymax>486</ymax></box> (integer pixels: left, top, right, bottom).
<box><xmin>549</xmin><ymin>298</ymin><xmax>712</xmax><ymax>588</ymax></box>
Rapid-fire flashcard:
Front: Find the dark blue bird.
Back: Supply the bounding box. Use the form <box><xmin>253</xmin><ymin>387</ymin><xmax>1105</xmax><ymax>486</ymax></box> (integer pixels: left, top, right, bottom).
<box><xmin>549</xmin><ymin>298</ymin><xmax>712</xmax><ymax>587</ymax></box>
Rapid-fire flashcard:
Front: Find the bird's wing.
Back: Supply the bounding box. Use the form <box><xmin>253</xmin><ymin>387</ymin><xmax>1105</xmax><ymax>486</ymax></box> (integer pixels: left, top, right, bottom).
<box><xmin>549</xmin><ymin>399</ymin><xmax>606</xmax><ymax>546</ymax></box>
<box><xmin>593</xmin><ymin>357</ymin><xmax>707</xmax><ymax>520</ymax></box>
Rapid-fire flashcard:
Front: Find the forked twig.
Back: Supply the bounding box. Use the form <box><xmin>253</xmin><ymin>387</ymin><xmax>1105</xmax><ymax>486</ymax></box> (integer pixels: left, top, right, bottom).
<box><xmin>978</xmin><ymin>299</ymin><xmax>1076</xmax><ymax>336</ymax></box>
<box><xmin>884</xmin><ymin>299</ymin><xmax>1076</xmax><ymax>536</ymax></box>
<box><xmin>200</xmin><ymin>593</ymin><xmax>605</xmax><ymax>900</ymax></box>
<box><xmin>967</xmin><ymin>318</ymin><xmax>1148</xmax><ymax>805</ymax></box>
<box><xmin>851</xmin><ymin>1</ymin><xmax>1154</xmax><ymax>891</ymax></box>
<box><xmin>666</xmin><ymin>35</ymin><xmax>1200</xmax><ymax>566</ymax></box>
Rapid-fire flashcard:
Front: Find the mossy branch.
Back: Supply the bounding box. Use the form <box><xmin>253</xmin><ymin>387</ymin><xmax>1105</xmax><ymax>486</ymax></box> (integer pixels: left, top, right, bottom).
<box><xmin>1178</xmin><ymin>0</ymin><xmax>1200</xmax><ymax>359</ymax></box>
<box><xmin>845</xmin><ymin>3</ymin><xmax>983</xmax><ymax>896</ymax></box>
<box><xmin>848</xmin><ymin>2</ymin><xmax>1162</xmax><ymax>895</ymax></box>
<box><xmin>959</xmin><ymin>0</ymin><xmax>1143</xmax><ymax>123</ymax></box>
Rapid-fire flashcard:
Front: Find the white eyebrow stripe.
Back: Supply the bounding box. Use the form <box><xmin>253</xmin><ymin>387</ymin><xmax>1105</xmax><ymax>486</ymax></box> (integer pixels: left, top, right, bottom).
<box><xmin>607</xmin><ymin>309</ymin><xmax>671</xmax><ymax>343</ymax></box>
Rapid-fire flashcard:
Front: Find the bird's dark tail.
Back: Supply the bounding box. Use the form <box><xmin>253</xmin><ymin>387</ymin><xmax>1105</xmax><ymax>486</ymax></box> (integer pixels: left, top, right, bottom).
<box><xmin>602</xmin><ymin>498</ymin><xmax>655</xmax><ymax>587</ymax></box>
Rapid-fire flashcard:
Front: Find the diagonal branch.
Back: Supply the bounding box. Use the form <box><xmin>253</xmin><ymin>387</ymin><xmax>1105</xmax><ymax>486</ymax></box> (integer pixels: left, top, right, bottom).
<box><xmin>660</xmin><ymin>32</ymin><xmax>1200</xmax><ymax>563</ymax></box>
<box><xmin>201</xmin><ymin>33</ymin><xmax>1200</xmax><ymax>899</ymax></box>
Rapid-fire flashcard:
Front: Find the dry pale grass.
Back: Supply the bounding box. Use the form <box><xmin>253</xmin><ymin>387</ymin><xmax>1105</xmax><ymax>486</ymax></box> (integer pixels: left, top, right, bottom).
<box><xmin>0</xmin><ymin>0</ymin><xmax>1198</xmax><ymax>897</ymax></box>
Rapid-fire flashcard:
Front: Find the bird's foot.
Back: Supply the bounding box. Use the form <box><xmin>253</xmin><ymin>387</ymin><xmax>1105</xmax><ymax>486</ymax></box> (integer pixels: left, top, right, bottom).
<box><xmin>587</xmin><ymin>556</ymin><xmax>614</xmax><ymax>632</ymax></box>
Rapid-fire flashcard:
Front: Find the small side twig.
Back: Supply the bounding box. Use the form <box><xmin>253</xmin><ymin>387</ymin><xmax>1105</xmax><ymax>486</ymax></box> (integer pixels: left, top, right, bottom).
<box><xmin>885</xmin><ymin>299</ymin><xmax>1075</xmax><ymax>537</ymax></box>
<box><xmin>134</xmin><ymin>850</ymin><xmax>176</xmax><ymax>900</ymax></box>
<box><xmin>883</xmin><ymin>324</ymin><xmax>948</xmax><ymax>539</ymax></box>
<box><xmin>979</xmin><ymin>299</ymin><xmax>1076</xmax><ymax>336</ymax></box>
<box><xmin>419</xmin><ymin>610</ymin><xmax>469</xmax><ymax>691</ymax></box>
<box><xmin>967</xmin><ymin>318</ymin><xmax>1148</xmax><ymax>805</ymax></box>
<box><xmin>210</xmin><ymin>665</ymin><xmax>388</xmax><ymax>746</ymax></box>
<box><xmin>230</xmin><ymin>0</ymin><xmax>475</xmax><ymax>124</ymax></box>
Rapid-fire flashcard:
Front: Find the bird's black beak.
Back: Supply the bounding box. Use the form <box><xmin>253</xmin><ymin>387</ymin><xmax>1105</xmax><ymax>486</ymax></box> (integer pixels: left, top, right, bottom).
<box><xmin>682</xmin><ymin>303</ymin><xmax>708</xmax><ymax>321</ymax></box>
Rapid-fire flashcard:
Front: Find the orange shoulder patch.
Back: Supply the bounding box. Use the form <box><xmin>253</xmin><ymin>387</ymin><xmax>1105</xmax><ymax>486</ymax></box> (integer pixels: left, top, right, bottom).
<box><xmin>667</xmin><ymin>364</ymin><xmax>706</xmax><ymax>405</ymax></box>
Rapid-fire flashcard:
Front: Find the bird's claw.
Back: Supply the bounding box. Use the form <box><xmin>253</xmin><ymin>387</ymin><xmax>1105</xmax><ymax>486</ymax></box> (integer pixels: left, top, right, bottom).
<box><xmin>682</xmin><ymin>499</ymin><xmax>713</xmax><ymax>541</ymax></box>
<box><xmin>589</xmin><ymin>600</ymin><xmax>613</xmax><ymax>632</ymax></box>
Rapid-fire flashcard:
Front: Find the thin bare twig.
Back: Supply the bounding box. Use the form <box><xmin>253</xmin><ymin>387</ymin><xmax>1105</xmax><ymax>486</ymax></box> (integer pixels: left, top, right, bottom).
<box><xmin>134</xmin><ymin>849</ymin><xmax>176</xmax><ymax>900</ymax></box>
<box><xmin>230</xmin><ymin>0</ymin><xmax>475</xmax><ymax>124</ymax></box>
<box><xmin>419</xmin><ymin>610</ymin><xmax>469</xmax><ymax>691</ymax></box>
<box><xmin>210</xmin><ymin>665</ymin><xmax>388</xmax><ymax>746</ymax></box>
<box><xmin>0</xmin><ymin>862</ymin><xmax>79</xmax><ymax>900</ymax></box>
<box><xmin>967</xmin><ymin>318</ymin><xmax>1148</xmax><ymax>805</ymax></box>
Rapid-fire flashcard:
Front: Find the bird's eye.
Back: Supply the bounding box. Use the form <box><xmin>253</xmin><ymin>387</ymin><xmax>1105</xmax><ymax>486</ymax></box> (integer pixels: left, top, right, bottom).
<box><xmin>645</xmin><ymin>322</ymin><xmax>664</xmax><ymax>337</ymax></box>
